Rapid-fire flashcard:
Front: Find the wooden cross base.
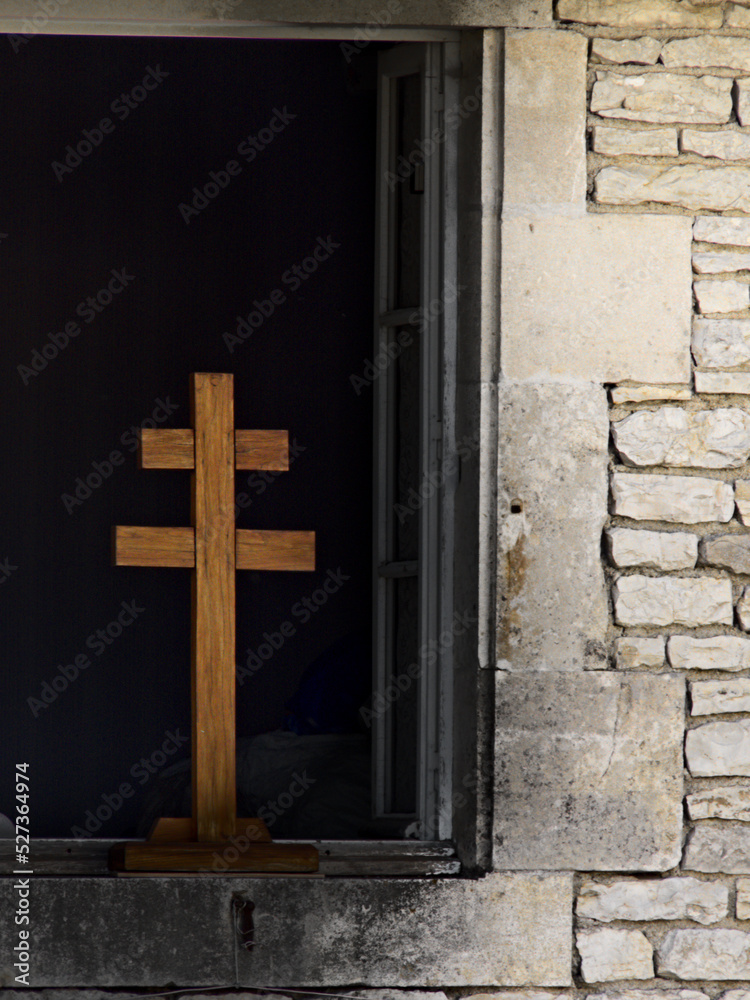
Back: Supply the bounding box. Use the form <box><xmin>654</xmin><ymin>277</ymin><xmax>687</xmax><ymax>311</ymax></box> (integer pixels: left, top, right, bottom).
<box><xmin>107</xmin><ymin>373</ymin><xmax>318</xmax><ymax>874</ymax></box>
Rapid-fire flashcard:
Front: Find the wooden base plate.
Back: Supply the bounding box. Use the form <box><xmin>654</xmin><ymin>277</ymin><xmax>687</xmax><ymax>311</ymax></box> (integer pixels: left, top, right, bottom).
<box><xmin>109</xmin><ymin>840</ymin><xmax>319</xmax><ymax>873</ymax></box>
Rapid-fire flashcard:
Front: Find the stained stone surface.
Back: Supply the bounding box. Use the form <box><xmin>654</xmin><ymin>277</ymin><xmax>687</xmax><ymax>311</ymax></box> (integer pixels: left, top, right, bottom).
<box><xmin>615</xmin><ymin>636</ymin><xmax>666</xmax><ymax>669</ymax></box>
<box><xmin>591</xmin><ymin>72</ymin><xmax>732</xmax><ymax>125</ymax></box>
<box><xmin>702</xmin><ymin>535</ymin><xmax>750</xmax><ymax>574</ymax></box>
<box><xmin>693</xmin><ymin>319</ymin><xmax>750</xmax><ymax>369</ymax></box>
<box><xmin>662</xmin><ymin>36</ymin><xmax>750</xmax><ymax>72</ymax></box>
<box><xmin>596</xmin><ymin>164</ymin><xmax>750</xmax><ymax>212</ymax></box>
<box><xmin>691</xmin><ymin>678</ymin><xmax>750</xmax><ymax>715</ymax></box>
<box><xmin>613</xmin><ymin>575</ymin><xmax>733</xmax><ymax>627</ymax></box>
<box><xmin>612</xmin><ymin>406</ymin><xmax>750</xmax><ymax>468</ymax></box>
<box><xmin>693</xmin><ymin>252</ymin><xmax>750</xmax><ymax>274</ymax></box>
<box><xmin>577</xmin><ymin>877</ymin><xmax>727</xmax><ymax>924</ymax></box>
<box><xmin>695</xmin><ymin>217</ymin><xmax>750</xmax><ymax>247</ymax></box>
<box><xmin>695</xmin><ymin>371</ymin><xmax>750</xmax><ymax>394</ymax></box>
<box><xmin>557</xmin><ymin>0</ymin><xmax>723</xmax><ymax>29</ymax></box>
<box><xmin>607</xmin><ymin>527</ymin><xmax>697</xmax><ymax>570</ymax></box>
<box><xmin>577</xmin><ymin>928</ymin><xmax>654</xmax><ymax>982</ymax></box>
<box><xmin>669</xmin><ymin>635</ymin><xmax>750</xmax><ymax>671</ymax></box>
<box><xmin>738</xmin><ymin>879</ymin><xmax>750</xmax><ymax>919</ymax></box>
<box><xmin>593</xmin><ymin>126</ymin><xmax>678</xmax><ymax>157</ymax></box>
<box><xmin>494</xmin><ymin>672</ymin><xmax>684</xmax><ymax>871</ymax></box>
<box><xmin>611</xmin><ymin>384</ymin><xmax>692</xmax><ymax>403</ymax></box>
<box><xmin>694</xmin><ymin>279</ymin><xmax>749</xmax><ymax>315</ymax></box>
<box><xmin>683</xmin><ymin>131</ymin><xmax>750</xmax><ymax>163</ymax></box>
<box><xmin>737</xmin><ymin>481</ymin><xmax>750</xmax><ymax>524</ymax></box>
<box><xmin>687</xmin><ymin>718</ymin><xmax>750</xmax><ymax>776</ymax></box>
<box><xmin>658</xmin><ymin>928</ymin><xmax>750</xmax><ymax>978</ymax></box>
<box><xmin>683</xmin><ymin>823</ymin><xmax>750</xmax><ymax>872</ymax></box>
<box><xmin>611</xmin><ymin>472</ymin><xmax>734</xmax><ymax>523</ymax></box>
<box><xmin>591</xmin><ymin>36</ymin><xmax>663</xmax><ymax>64</ymax></box>
<box><xmin>687</xmin><ymin>785</ymin><xmax>750</xmax><ymax>821</ymax></box>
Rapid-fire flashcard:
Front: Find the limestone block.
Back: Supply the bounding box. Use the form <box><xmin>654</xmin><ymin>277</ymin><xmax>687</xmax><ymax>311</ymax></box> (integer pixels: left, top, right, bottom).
<box><xmin>721</xmin><ymin>991</ymin><xmax>750</xmax><ymax>1000</ymax></box>
<box><xmin>615</xmin><ymin>636</ymin><xmax>666</xmax><ymax>669</ymax></box>
<box><xmin>693</xmin><ymin>319</ymin><xmax>750</xmax><ymax>369</ymax></box>
<box><xmin>658</xmin><ymin>928</ymin><xmax>750</xmax><ymax>978</ymax></box>
<box><xmin>695</xmin><ymin>217</ymin><xmax>750</xmax><ymax>247</ymax></box>
<box><xmin>695</xmin><ymin>280</ymin><xmax>749</xmax><ymax>315</ymax></box>
<box><xmin>687</xmin><ymin>718</ymin><xmax>750</xmax><ymax>775</ymax></box>
<box><xmin>683</xmin><ymin>823</ymin><xmax>750</xmax><ymax>872</ymax></box>
<box><xmin>739</xmin><ymin>586</ymin><xmax>750</xmax><ymax>631</ymax></box>
<box><xmin>687</xmin><ymin>785</ymin><xmax>750</xmax><ymax>820</ymax></box>
<box><xmin>557</xmin><ymin>0</ymin><xmax>722</xmax><ymax>28</ymax></box>
<box><xmin>596</xmin><ymin>164</ymin><xmax>750</xmax><ymax>212</ymax></box>
<box><xmin>702</xmin><ymin>534</ymin><xmax>750</xmax><ymax>574</ymax></box>
<box><xmin>611</xmin><ymin>472</ymin><xmax>735</xmax><ymax>523</ymax></box>
<box><xmin>593</xmin><ymin>126</ymin><xmax>678</xmax><ymax>156</ymax></box>
<box><xmin>591</xmin><ymin>72</ymin><xmax>732</xmax><ymax>125</ymax></box>
<box><xmin>662</xmin><ymin>36</ymin><xmax>750</xmax><ymax>72</ymax></box>
<box><xmin>611</xmin><ymin>384</ymin><xmax>692</xmax><ymax>403</ymax></box>
<box><xmin>613</xmin><ymin>406</ymin><xmax>750</xmax><ymax>469</ymax></box>
<box><xmin>669</xmin><ymin>635</ymin><xmax>750</xmax><ymax>671</ymax></box>
<box><xmin>691</xmin><ymin>678</ymin><xmax>750</xmax><ymax>715</ymax></box>
<box><xmin>587</xmin><ymin>991</ymin><xmax>708</xmax><ymax>1000</ymax></box>
<box><xmin>496</xmin><ymin>385</ymin><xmax>609</xmax><ymax>672</ymax></box>
<box><xmin>577</xmin><ymin>929</ymin><xmax>654</xmax><ymax>982</ymax></box>
<box><xmin>504</xmin><ymin>30</ymin><xmax>586</xmax><ymax>210</ymax></box>
<box><xmin>613</xmin><ymin>575</ymin><xmax>733</xmax><ymax>627</ymax></box>
<box><xmin>591</xmin><ymin>37</ymin><xmax>663</xmax><ymax>64</ymax></box>
<box><xmin>738</xmin><ymin>879</ymin><xmax>750</xmax><ymax>919</ymax></box>
<box><xmin>607</xmin><ymin>527</ymin><xmax>697</xmax><ymax>570</ymax></box>
<box><xmin>739</xmin><ymin>81</ymin><xmax>750</xmax><ymax>129</ymax></box>
<box><xmin>501</xmin><ymin>214</ymin><xmax>692</xmax><ymax>383</ymax></box>
<box><xmin>683</xmin><ymin>131</ymin><xmax>750</xmax><ymax>163</ymax></box>
<box><xmin>727</xmin><ymin>3</ymin><xmax>750</xmax><ymax>28</ymax></box>
<box><xmin>694</xmin><ymin>253</ymin><xmax>750</xmax><ymax>275</ymax></box>
<box><xmin>737</xmin><ymin>480</ymin><xmax>750</xmax><ymax>524</ymax></box>
<box><xmin>696</xmin><ymin>371</ymin><xmax>750</xmax><ymax>394</ymax></box>
<box><xmin>494</xmin><ymin>673</ymin><xmax>684</xmax><ymax>871</ymax></box>
<box><xmin>577</xmin><ymin>877</ymin><xmax>727</xmax><ymax>924</ymax></box>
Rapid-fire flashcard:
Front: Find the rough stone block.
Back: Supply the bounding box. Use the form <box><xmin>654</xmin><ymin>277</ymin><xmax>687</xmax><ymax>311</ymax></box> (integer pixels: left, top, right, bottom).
<box><xmin>615</xmin><ymin>636</ymin><xmax>666</xmax><ymax>669</ymax></box>
<box><xmin>496</xmin><ymin>384</ymin><xmax>609</xmax><ymax>671</ymax></box>
<box><xmin>587</xmin><ymin>991</ymin><xmax>708</xmax><ymax>1000</ymax></box>
<box><xmin>684</xmin><ymin>823</ymin><xmax>750</xmax><ymax>872</ymax></box>
<box><xmin>741</xmin><ymin>586</ymin><xmax>750</xmax><ymax>631</ymax></box>
<box><xmin>727</xmin><ymin>3</ymin><xmax>750</xmax><ymax>27</ymax></box>
<box><xmin>607</xmin><ymin>527</ymin><xmax>697</xmax><ymax>570</ymax></box>
<box><xmin>557</xmin><ymin>0</ymin><xmax>722</xmax><ymax>28</ymax></box>
<box><xmin>658</xmin><ymin>928</ymin><xmax>750</xmax><ymax>979</ymax></box>
<box><xmin>683</xmin><ymin>130</ymin><xmax>750</xmax><ymax>162</ymax></box>
<box><xmin>737</xmin><ymin>480</ymin><xmax>750</xmax><ymax>524</ymax></box>
<box><xmin>687</xmin><ymin>786</ymin><xmax>750</xmax><ymax>821</ymax></box>
<box><xmin>611</xmin><ymin>384</ymin><xmax>692</xmax><ymax>403</ymax></box>
<box><xmin>702</xmin><ymin>534</ymin><xmax>750</xmax><ymax>574</ymax></box>
<box><xmin>593</xmin><ymin>126</ymin><xmax>678</xmax><ymax>157</ymax></box>
<box><xmin>695</xmin><ymin>217</ymin><xmax>750</xmax><ymax>247</ymax></box>
<box><xmin>577</xmin><ymin>928</ymin><xmax>654</xmax><ymax>982</ymax></box>
<box><xmin>591</xmin><ymin>72</ymin><xmax>732</xmax><ymax>125</ymax></box>
<box><xmin>504</xmin><ymin>30</ymin><xmax>586</xmax><ymax>210</ymax></box>
<box><xmin>695</xmin><ymin>371</ymin><xmax>750</xmax><ymax>394</ymax></box>
<box><xmin>693</xmin><ymin>318</ymin><xmax>750</xmax><ymax>369</ymax></box>
<box><xmin>662</xmin><ymin>36</ymin><xmax>750</xmax><ymax>72</ymax></box>
<box><xmin>694</xmin><ymin>252</ymin><xmax>750</xmax><ymax>274</ymax></box>
<box><xmin>591</xmin><ymin>36</ymin><xmax>663</xmax><ymax>64</ymax></box>
<box><xmin>695</xmin><ymin>279</ymin><xmax>749</xmax><ymax>315</ymax></box>
<box><xmin>611</xmin><ymin>472</ymin><xmax>735</xmax><ymax>523</ymax></box>
<box><xmin>501</xmin><ymin>214</ymin><xmax>692</xmax><ymax>383</ymax></box>
<box><xmin>691</xmin><ymin>678</ymin><xmax>750</xmax><ymax>715</ymax></box>
<box><xmin>687</xmin><ymin>718</ymin><xmax>750</xmax><ymax>775</ymax></box>
<box><xmin>578</xmin><ymin>877</ymin><xmax>727</xmax><ymax>924</ymax></box>
<box><xmin>739</xmin><ymin>80</ymin><xmax>750</xmax><ymax>128</ymax></box>
<box><xmin>669</xmin><ymin>634</ymin><xmax>750</xmax><ymax>671</ymax></box>
<box><xmin>738</xmin><ymin>879</ymin><xmax>750</xmax><ymax>919</ymax></box>
<box><xmin>493</xmin><ymin>672</ymin><xmax>684</xmax><ymax>871</ymax></box>
<box><xmin>613</xmin><ymin>406</ymin><xmax>750</xmax><ymax>469</ymax></box>
<box><xmin>596</xmin><ymin>164</ymin><xmax>750</xmax><ymax>212</ymax></box>
<box><xmin>613</xmin><ymin>575</ymin><xmax>733</xmax><ymax>627</ymax></box>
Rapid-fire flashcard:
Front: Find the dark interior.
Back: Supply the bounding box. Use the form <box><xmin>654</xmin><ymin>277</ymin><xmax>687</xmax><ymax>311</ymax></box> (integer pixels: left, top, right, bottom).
<box><xmin>0</xmin><ymin>34</ymin><xmax>377</xmax><ymax>837</ymax></box>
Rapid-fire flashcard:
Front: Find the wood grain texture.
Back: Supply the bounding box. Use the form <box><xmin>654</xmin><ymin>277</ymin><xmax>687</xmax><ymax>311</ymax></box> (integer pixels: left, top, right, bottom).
<box><xmin>112</xmin><ymin>525</ymin><xmax>195</xmax><ymax>567</ymax></box>
<box><xmin>235</xmin><ymin>429</ymin><xmax>289</xmax><ymax>470</ymax></box>
<box><xmin>109</xmin><ymin>841</ymin><xmax>319</xmax><ymax>873</ymax></box>
<box><xmin>139</xmin><ymin>428</ymin><xmax>194</xmax><ymax>469</ymax></box>
<box><xmin>236</xmin><ymin>529</ymin><xmax>315</xmax><ymax>571</ymax></box>
<box><xmin>148</xmin><ymin>816</ymin><xmax>270</xmax><ymax>843</ymax></box>
<box><xmin>191</xmin><ymin>373</ymin><xmax>236</xmax><ymax>842</ymax></box>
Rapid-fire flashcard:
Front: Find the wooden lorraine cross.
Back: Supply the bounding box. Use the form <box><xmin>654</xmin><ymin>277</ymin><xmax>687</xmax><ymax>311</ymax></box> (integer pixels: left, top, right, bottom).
<box><xmin>108</xmin><ymin>373</ymin><xmax>318</xmax><ymax>873</ymax></box>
